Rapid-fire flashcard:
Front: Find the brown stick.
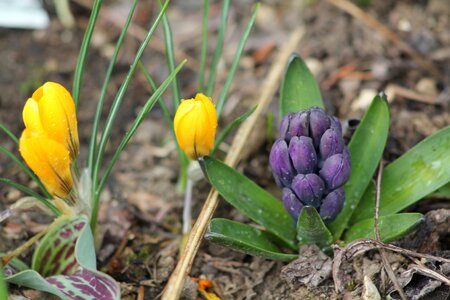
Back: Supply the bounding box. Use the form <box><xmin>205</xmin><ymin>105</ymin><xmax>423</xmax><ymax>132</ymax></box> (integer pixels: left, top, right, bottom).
<box><xmin>161</xmin><ymin>28</ymin><xmax>305</xmax><ymax>300</ymax></box>
<box><xmin>374</xmin><ymin>162</ymin><xmax>407</xmax><ymax>300</ymax></box>
<box><xmin>327</xmin><ymin>0</ymin><xmax>441</xmax><ymax>78</ymax></box>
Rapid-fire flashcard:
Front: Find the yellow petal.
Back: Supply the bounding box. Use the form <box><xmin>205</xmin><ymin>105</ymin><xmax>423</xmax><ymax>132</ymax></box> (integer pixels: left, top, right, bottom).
<box><xmin>174</xmin><ymin>93</ymin><xmax>217</xmax><ymax>159</ymax></box>
<box><xmin>19</xmin><ymin>131</ymin><xmax>73</xmax><ymax>198</ymax></box>
<box><xmin>22</xmin><ymin>98</ymin><xmax>46</xmax><ymax>137</ymax></box>
<box><xmin>37</xmin><ymin>82</ymin><xmax>79</xmax><ymax>158</ymax></box>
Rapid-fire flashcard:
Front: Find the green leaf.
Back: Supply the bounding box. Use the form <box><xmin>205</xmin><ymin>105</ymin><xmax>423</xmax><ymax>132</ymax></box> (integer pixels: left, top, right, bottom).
<box><xmin>280</xmin><ymin>54</ymin><xmax>323</xmax><ymax>116</ymax></box>
<box><xmin>6</xmin><ymin>215</ymin><xmax>119</xmax><ymax>300</ymax></box>
<box><xmin>431</xmin><ymin>182</ymin><xmax>450</xmax><ymax>198</ymax></box>
<box><xmin>352</xmin><ymin>125</ymin><xmax>450</xmax><ymax>224</ymax></box>
<box><xmin>198</xmin><ymin>0</ymin><xmax>209</xmax><ymax>92</ymax></box>
<box><xmin>205</xmin><ymin>218</ymin><xmax>298</xmax><ymax>262</ymax></box>
<box><xmin>212</xmin><ymin>105</ymin><xmax>257</xmax><ymax>155</ymax></box>
<box><xmin>344</xmin><ymin>213</ymin><xmax>423</xmax><ymax>243</ymax></box>
<box><xmin>203</xmin><ymin>156</ymin><xmax>297</xmax><ymax>249</ymax></box>
<box><xmin>328</xmin><ymin>94</ymin><xmax>389</xmax><ymax>240</ymax></box>
<box><xmin>0</xmin><ymin>262</ymin><xmax>7</xmax><ymax>299</ymax></box>
<box><xmin>297</xmin><ymin>206</ymin><xmax>333</xmax><ymax>252</ymax></box>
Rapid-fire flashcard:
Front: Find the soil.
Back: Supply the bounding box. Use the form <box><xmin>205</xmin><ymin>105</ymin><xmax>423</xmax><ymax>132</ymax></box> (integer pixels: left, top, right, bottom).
<box><xmin>1</xmin><ymin>0</ymin><xmax>450</xmax><ymax>299</ymax></box>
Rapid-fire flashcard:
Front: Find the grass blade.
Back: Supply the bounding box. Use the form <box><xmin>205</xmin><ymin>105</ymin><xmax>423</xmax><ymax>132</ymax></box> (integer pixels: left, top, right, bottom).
<box><xmin>206</xmin><ymin>218</ymin><xmax>298</xmax><ymax>262</ymax></box>
<box><xmin>198</xmin><ymin>0</ymin><xmax>209</xmax><ymax>92</ymax></box>
<box><xmin>0</xmin><ymin>262</ymin><xmax>7</xmax><ymax>299</ymax></box>
<box><xmin>72</xmin><ymin>0</ymin><xmax>103</xmax><ymax>108</ymax></box>
<box><xmin>0</xmin><ymin>146</ymin><xmax>51</xmax><ymax>199</ymax></box>
<box><xmin>96</xmin><ymin>60</ymin><xmax>186</xmax><ymax>195</ymax></box>
<box><xmin>205</xmin><ymin>0</ymin><xmax>230</xmax><ymax>97</ymax></box>
<box><xmin>0</xmin><ymin>178</ymin><xmax>60</xmax><ymax>216</ymax></box>
<box><xmin>0</xmin><ymin>123</ymin><xmax>19</xmax><ymax>145</ymax></box>
<box><xmin>87</xmin><ymin>0</ymin><xmax>138</xmax><ymax>177</ymax></box>
<box><xmin>211</xmin><ymin>105</ymin><xmax>257</xmax><ymax>155</ymax></box>
<box><xmin>216</xmin><ymin>3</ymin><xmax>259</xmax><ymax>117</ymax></box>
<box><xmin>328</xmin><ymin>94</ymin><xmax>389</xmax><ymax>239</ymax></box>
<box><xmin>159</xmin><ymin>0</ymin><xmax>181</xmax><ymax>110</ymax></box>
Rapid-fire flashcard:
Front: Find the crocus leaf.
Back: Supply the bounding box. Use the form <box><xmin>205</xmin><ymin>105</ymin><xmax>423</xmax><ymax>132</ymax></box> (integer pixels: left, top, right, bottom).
<box><xmin>344</xmin><ymin>213</ymin><xmax>423</xmax><ymax>243</ymax></box>
<box><xmin>328</xmin><ymin>94</ymin><xmax>390</xmax><ymax>240</ymax></box>
<box><xmin>203</xmin><ymin>156</ymin><xmax>297</xmax><ymax>249</ymax></box>
<box><xmin>6</xmin><ymin>215</ymin><xmax>120</xmax><ymax>300</ymax></box>
<box><xmin>205</xmin><ymin>218</ymin><xmax>298</xmax><ymax>262</ymax></box>
<box><xmin>280</xmin><ymin>53</ymin><xmax>323</xmax><ymax>117</ymax></box>
<box><xmin>2</xmin><ymin>256</ymin><xmax>28</xmax><ymax>277</ymax></box>
<box><xmin>297</xmin><ymin>206</ymin><xmax>333</xmax><ymax>252</ymax></box>
<box><xmin>352</xmin><ymin>126</ymin><xmax>450</xmax><ymax>224</ymax></box>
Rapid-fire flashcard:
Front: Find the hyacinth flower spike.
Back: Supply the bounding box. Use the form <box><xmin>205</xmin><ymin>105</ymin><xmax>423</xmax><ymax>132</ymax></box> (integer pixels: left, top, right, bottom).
<box><xmin>270</xmin><ymin>106</ymin><xmax>351</xmax><ymax>223</ymax></box>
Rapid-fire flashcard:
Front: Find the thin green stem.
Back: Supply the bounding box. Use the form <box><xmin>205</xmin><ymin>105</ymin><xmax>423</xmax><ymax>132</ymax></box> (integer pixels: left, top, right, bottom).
<box><xmin>0</xmin><ymin>178</ymin><xmax>60</xmax><ymax>216</ymax></box>
<box><xmin>90</xmin><ymin>0</ymin><xmax>170</xmax><ymax>233</ymax></box>
<box><xmin>198</xmin><ymin>0</ymin><xmax>209</xmax><ymax>92</ymax></box>
<box><xmin>0</xmin><ymin>261</ymin><xmax>6</xmax><ymax>298</ymax></box>
<box><xmin>159</xmin><ymin>0</ymin><xmax>181</xmax><ymax>110</ymax></box>
<box><xmin>216</xmin><ymin>3</ymin><xmax>259</xmax><ymax>116</ymax></box>
<box><xmin>72</xmin><ymin>0</ymin><xmax>103</xmax><ymax>109</ymax></box>
<box><xmin>88</xmin><ymin>0</ymin><xmax>138</xmax><ymax>177</ymax></box>
<box><xmin>0</xmin><ymin>146</ymin><xmax>52</xmax><ymax>199</ymax></box>
<box><xmin>205</xmin><ymin>0</ymin><xmax>230</xmax><ymax>97</ymax></box>
<box><xmin>0</xmin><ymin>123</ymin><xmax>19</xmax><ymax>145</ymax></box>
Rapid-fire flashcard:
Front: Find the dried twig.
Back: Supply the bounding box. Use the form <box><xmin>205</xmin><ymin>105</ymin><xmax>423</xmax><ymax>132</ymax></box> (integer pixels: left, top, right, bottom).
<box><xmin>161</xmin><ymin>28</ymin><xmax>306</xmax><ymax>300</ymax></box>
<box><xmin>327</xmin><ymin>0</ymin><xmax>441</xmax><ymax>78</ymax></box>
<box><xmin>374</xmin><ymin>162</ymin><xmax>407</xmax><ymax>300</ymax></box>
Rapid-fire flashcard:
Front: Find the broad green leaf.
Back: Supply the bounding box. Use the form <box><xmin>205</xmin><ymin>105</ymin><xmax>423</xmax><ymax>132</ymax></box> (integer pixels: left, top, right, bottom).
<box><xmin>0</xmin><ymin>262</ymin><xmax>7</xmax><ymax>299</ymax></box>
<box><xmin>6</xmin><ymin>215</ymin><xmax>119</xmax><ymax>300</ymax></box>
<box><xmin>344</xmin><ymin>213</ymin><xmax>423</xmax><ymax>243</ymax></box>
<box><xmin>431</xmin><ymin>182</ymin><xmax>450</xmax><ymax>198</ymax></box>
<box><xmin>212</xmin><ymin>105</ymin><xmax>257</xmax><ymax>155</ymax></box>
<box><xmin>203</xmin><ymin>156</ymin><xmax>297</xmax><ymax>249</ymax></box>
<box><xmin>352</xmin><ymin>126</ymin><xmax>450</xmax><ymax>224</ymax></box>
<box><xmin>280</xmin><ymin>54</ymin><xmax>323</xmax><ymax>116</ymax></box>
<box><xmin>205</xmin><ymin>218</ymin><xmax>298</xmax><ymax>262</ymax></box>
<box><xmin>328</xmin><ymin>94</ymin><xmax>389</xmax><ymax>240</ymax></box>
<box><xmin>297</xmin><ymin>207</ymin><xmax>333</xmax><ymax>252</ymax></box>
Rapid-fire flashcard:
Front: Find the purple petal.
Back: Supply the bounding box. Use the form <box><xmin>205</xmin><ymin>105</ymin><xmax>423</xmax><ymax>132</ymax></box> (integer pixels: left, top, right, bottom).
<box><xmin>319</xmin><ymin>128</ymin><xmax>344</xmax><ymax>161</ymax></box>
<box><xmin>282</xmin><ymin>188</ymin><xmax>304</xmax><ymax>221</ymax></box>
<box><xmin>309</xmin><ymin>107</ymin><xmax>330</xmax><ymax>147</ymax></box>
<box><xmin>291</xmin><ymin>173</ymin><xmax>325</xmax><ymax>208</ymax></box>
<box><xmin>320</xmin><ymin>188</ymin><xmax>345</xmax><ymax>222</ymax></box>
<box><xmin>280</xmin><ymin>111</ymin><xmax>309</xmax><ymax>140</ymax></box>
<box><xmin>329</xmin><ymin>116</ymin><xmax>342</xmax><ymax>134</ymax></box>
<box><xmin>269</xmin><ymin>139</ymin><xmax>295</xmax><ymax>187</ymax></box>
<box><xmin>289</xmin><ymin>136</ymin><xmax>317</xmax><ymax>174</ymax></box>
<box><xmin>319</xmin><ymin>150</ymin><xmax>351</xmax><ymax>191</ymax></box>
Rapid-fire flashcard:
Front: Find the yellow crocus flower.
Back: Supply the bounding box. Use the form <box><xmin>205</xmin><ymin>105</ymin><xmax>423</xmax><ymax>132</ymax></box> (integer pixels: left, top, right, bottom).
<box><xmin>19</xmin><ymin>82</ymin><xmax>79</xmax><ymax>198</ymax></box>
<box><xmin>174</xmin><ymin>93</ymin><xmax>217</xmax><ymax>160</ymax></box>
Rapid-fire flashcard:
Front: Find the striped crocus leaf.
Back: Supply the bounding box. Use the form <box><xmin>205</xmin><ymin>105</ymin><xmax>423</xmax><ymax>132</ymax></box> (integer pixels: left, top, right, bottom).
<box><xmin>5</xmin><ymin>215</ymin><xmax>120</xmax><ymax>300</ymax></box>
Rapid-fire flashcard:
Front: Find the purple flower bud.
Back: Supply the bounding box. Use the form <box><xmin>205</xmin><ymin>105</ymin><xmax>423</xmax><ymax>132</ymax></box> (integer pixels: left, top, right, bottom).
<box><xmin>309</xmin><ymin>107</ymin><xmax>330</xmax><ymax>147</ymax></box>
<box><xmin>320</xmin><ymin>188</ymin><xmax>345</xmax><ymax>222</ymax></box>
<box><xmin>319</xmin><ymin>128</ymin><xmax>344</xmax><ymax>161</ymax></box>
<box><xmin>289</xmin><ymin>136</ymin><xmax>317</xmax><ymax>174</ymax></box>
<box><xmin>319</xmin><ymin>150</ymin><xmax>351</xmax><ymax>191</ymax></box>
<box><xmin>329</xmin><ymin>116</ymin><xmax>342</xmax><ymax>134</ymax></box>
<box><xmin>282</xmin><ymin>188</ymin><xmax>303</xmax><ymax>221</ymax></box>
<box><xmin>291</xmin><ymin>173</ymin><xmax>325</xmax><ymax>208</ymax></box>
<box><xmin>279</xmin><ymin>111</ymin><xmax>309</xmax><ymax>141</ymax></box>
<box><xmin>269</xmin><ymin>139</ymin><xmax>295</xmax><ymax>187</ymax></box>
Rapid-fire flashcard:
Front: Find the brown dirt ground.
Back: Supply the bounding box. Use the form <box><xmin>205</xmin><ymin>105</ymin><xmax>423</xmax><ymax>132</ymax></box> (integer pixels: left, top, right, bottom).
<box><xmin>1</xmin><ymin>0</ymin><xmax>450</xmax><ymax>299</ymax></box>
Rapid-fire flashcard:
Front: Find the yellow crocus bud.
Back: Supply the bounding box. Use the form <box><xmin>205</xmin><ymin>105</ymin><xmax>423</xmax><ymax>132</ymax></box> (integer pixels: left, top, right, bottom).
<box><xmin>174</xmin><ymin>93</ymin><xmax>217</xmax><ymax>160</ymax></box>
<box><xmin>19</xmin><ymin>82</ymin><xmax>79</xmax><ymax>198</ymax></box>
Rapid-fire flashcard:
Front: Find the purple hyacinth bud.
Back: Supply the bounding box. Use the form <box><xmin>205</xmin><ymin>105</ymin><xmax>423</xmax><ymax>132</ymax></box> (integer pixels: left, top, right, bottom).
<box><xmin>289</xmin><ymin>136</ymin><xmax>317</xmax><ymax>174</ymax></box>
<box><xmin>282</xmin><ymin>188</ymin><xmax>304</xmax><ymax>221</ymax></box>
<box><xmin>319</xmin><ymin>128</ymin><xmax>344</xmax><ymax>161</ymax></box>
<box><xmin>279</xmin><ymin>111</ymin><xmax>309</xmax><ymax>141</ymax></box>
<box><xmin>269</xmin><ymin>139</ymin><xmax>295</xmax><ymax>187</ymax></box>
<box><xmin>291</xmin><ymin>173</ymin><xmax>325</xmax><ymax>208</ymax></box>
<box><xmin>329</xmin><ymin>116</ymin><xmax>342</xmax><ymax>134</ymax></box>
<box><xmin>319</xmin><ymin>150</ymin><xmax>351</xmax><ymax>191</ymax></box>
<box><xmin>309</xmin><ymin>107</ymin><xmax>330</xmax><ymax>147</ymax></box>
<box><xmin>320</xmin><ymin>188</ymin><xmax>345</xmax><ymax>223</ymax></box>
